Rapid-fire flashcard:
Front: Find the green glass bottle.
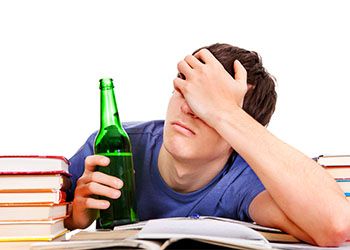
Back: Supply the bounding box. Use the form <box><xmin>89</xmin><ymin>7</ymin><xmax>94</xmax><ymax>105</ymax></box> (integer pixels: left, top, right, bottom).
<box><xmin>94</xmin><ymin>78</ymin><xmax>139</xmax><ymax>229</ymax></box>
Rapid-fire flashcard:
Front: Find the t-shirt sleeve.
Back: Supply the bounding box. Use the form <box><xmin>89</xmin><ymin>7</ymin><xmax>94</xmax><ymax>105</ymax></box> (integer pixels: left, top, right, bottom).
<box><xmin>235</xmin><ymin>166</ymin><xmax>266</xmax><ymax>221</ymax></box>
<box><xmin>66</xmin><ymin>132</ymin><xmax>97</xmax><ymax>201</ymax></box>
<box><xmin>220</xmin><ymin>155</ymin><xmax>266</xmax><ymax>222</ymax></box>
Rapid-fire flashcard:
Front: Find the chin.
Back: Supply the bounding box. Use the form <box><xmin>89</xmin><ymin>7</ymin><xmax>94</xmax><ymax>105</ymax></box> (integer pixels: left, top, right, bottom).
<box><xmin>163</xmin><ymin>134</ymin><xmax>197</xmax><ymax>161</ymax></box>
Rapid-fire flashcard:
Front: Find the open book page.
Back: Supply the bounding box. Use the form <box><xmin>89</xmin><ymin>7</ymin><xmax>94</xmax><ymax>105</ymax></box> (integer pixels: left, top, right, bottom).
<box><xmin>69</xmin><ymin>229</ymin><xmax>139</xmax><ymax>241</ymax></box>
<box><xmin>112</xmin><ymin>216</ymin><xmax>298</xmax><ymax>243</ymax></box>
<box><xmin>30</xmin><ymin>239</ymin><xmax>163</xmax><ymax>250</ymax></box>
<box><xmin>200</xmin><ymin>216</ymin><xmax>282</xmax><ymax>232</ymax></box>
<box><xmin>135</xmin><ymin>217</ymin><xmax>273</xmax><ymax>249</ymax></box>
<box><xmin>113</xmin><ymin>220</ymin><xmax>147</xmax><ymax>230</ymax></box>
<box><xmin>199</xmin><ymin>216</ymin><xmax>299</xmax><ymax>243</ymax></box>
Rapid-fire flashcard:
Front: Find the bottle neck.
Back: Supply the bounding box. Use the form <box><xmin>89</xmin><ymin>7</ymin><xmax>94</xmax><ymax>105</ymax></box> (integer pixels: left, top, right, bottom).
<box><xmin>99</xmin><ymin>79</ymin><xmax>122</xmax><ymax>129</ymax></box>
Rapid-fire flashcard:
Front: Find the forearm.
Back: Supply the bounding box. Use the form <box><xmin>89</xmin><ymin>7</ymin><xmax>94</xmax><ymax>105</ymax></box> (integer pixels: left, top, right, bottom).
<box><xmin>249</xmin><ymin>191</ymin><xmax>316</xmax><ymax>245</ymax></box>
<box><xmin>215</xmin><ymin>107</ymin><xmax>350</xmax><ymax>245</ymax></box>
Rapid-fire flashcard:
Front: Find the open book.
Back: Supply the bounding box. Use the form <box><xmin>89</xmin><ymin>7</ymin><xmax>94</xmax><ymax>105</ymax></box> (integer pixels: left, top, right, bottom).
<box><xmin>31</xmin><ymin>216</ymin><xmax>299</xmax><ymax>249</ymax></box>
<box><xmin>130</xmin><ymin>216</ymin><xmax>281</xmax><ymax>249</ymax></box>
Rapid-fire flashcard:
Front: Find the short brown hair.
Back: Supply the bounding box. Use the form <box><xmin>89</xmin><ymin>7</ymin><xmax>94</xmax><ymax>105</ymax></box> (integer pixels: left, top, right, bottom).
<box><xmin>193</xmin><ymin>43</ymin><xmax>277</xmax><ymax>126</ymax></box>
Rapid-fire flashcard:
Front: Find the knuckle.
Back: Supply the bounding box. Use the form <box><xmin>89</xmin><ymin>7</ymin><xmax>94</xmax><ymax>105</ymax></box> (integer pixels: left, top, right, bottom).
<box><xmin>76</xmin><ymin>177</ymin><xmax>83</xmax><ymax>186</ymax></box>
<box><xmin>86</xmin><ymin>182</ymin><xmax>97</xmax><ymax>192</ymax></box>
<box><xmin>198</xmin><ymin>66</ymin><xmax>207</xmax><ymax>74</ymax></box>
<box><xmin>198</xmin><ymin>67</ymin><xmax>209</xmax><ymax>78</ymax></box>
<box><xmin>84</xmin><ymin>157</ymin><xmax>94</xmax><ymax>170</ymax></box>
<box><xmin>74</xmin><ymin>196</ymin><xmax>85</xmax><ymax>207</ymax></box>
<box><xmin>81</xmin><ymin>197</ymin><xmax>91</xmax><ymax>207</ymax></box>
<box><xmin>76</xmin><ymin>175</ymin><xmax>87</xmax><ymax>187</ymax></box>
<box><xmin>198</xmin><ymin>48</ymin><xmax>206</xmax><ymax>55</ymax></box>
<box><xmin>184</xmin><ymin>55</ymin><xmax>192</xmax><ymax>62</ymax></box>
<box><xmin>89</xmin><ymin>172</ymin><xmax>100</xmax><ymax>183</ymax></box>
<box><xmin>85</xmin><ymin>155</ymin><xmax>94</xmax><ymax>165</ymax></box>
<box><xmin>199</xmin><ymin>48</ymin><xmax>209</xmax><ymax>57</ymax></box>
<box><xmin>177</xmin><ymin>60</ymin><xmax>184</xmax><ymax>69</ymax></box>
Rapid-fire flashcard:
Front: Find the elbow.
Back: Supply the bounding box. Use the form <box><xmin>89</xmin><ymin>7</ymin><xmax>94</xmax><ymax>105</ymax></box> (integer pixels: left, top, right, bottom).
<box><xmin>313</xmin><ymin>220</ymin><xmax>349</xmax><ymax>247</ymax></box>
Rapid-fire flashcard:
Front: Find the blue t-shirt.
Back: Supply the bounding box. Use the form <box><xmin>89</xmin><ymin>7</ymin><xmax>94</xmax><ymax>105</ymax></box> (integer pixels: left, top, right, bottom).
<box><xmin>67</xmin><ymin>120</ymin><xmax>265</xmax><ymax>222</ymax></box>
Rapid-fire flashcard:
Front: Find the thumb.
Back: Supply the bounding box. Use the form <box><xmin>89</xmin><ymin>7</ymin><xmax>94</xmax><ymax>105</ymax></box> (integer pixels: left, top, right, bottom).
<box><xmin>233</xmin><ymin>60</ymin><xmax>247</xmax><ymax>84</ymax></box>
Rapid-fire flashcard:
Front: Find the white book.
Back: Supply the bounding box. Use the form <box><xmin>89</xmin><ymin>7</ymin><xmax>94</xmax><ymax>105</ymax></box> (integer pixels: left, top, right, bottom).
<box><xmin>0</xmin><ymin>202</ymin><xmax>68</xmax><ymax>221</ymax></box>
<box><xmin>315</xmin><ymin>155</ymin><xmax>350</xmax><ymax>166</ymax></box>
<box><xmin>0</xmin><ymin>218</ymin><xmax>67</xmax><ymax>241</ymax></box>
<box><xmin>0</xmin><ymin>174</ymin><xmax>71</xmax><ymax>191</ymax></box>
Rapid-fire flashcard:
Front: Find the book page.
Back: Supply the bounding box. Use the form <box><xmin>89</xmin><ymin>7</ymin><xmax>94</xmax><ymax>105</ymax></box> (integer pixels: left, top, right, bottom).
<box><xmin>69</xmin><ymin>229</ymin><xmax>139</xmax><ymax>241</ymax></box>
<box><xmin>136</xmin><ymin>217</ymin><xmax>271</xmax><ymax>248</ymax></box>
<box><xmin>31</xmin><ymin>239</ymin><xmax>163</xmax><ymax>250</ymax></box>
<box><xmin>200</xmin><ymin>216</ymin><xmax>283</xmax><ymax>233</ymax></box>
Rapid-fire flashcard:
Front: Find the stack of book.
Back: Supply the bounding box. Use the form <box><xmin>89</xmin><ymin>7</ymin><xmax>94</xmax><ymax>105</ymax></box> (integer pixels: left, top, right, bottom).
<box><xmin>0</xmin><ymin>155</ymin><xmax>71</xmax><ymax>241</ymax></box>
<box><xmin>315</xmin><ymin>155</ymin><xmax>350</xmax><ymax>200</ymax></box>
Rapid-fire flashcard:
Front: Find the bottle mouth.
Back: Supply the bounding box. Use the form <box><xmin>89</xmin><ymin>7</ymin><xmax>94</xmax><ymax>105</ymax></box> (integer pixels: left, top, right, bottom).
<box><xmin>99</xmin><ymin>78</ymin><xmax>114</xmax><ymax>89</ymax></box>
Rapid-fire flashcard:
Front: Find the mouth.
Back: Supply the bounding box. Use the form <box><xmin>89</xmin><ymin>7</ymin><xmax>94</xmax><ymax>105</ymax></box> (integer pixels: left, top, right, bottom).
<box><xmin>171</xmin><ymin>121</ymin><xmax>196</xmax><ymax>136</ymax></box>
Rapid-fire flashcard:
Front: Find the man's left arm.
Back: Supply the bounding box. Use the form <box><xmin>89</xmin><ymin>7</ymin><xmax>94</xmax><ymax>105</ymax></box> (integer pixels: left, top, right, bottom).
<box><xmin>249</xmin><ymin>190</ymin><xmax>316</xmax><ymax>244</ymax></box>
<box><xmin>173</xmin><ymin>49</ymin><xmax>350</xmax><ymax>247</ymax></box>
<box><xmin>216</xmin><ymin>98</ymin><xmax>350</xmax><ymax>247</ymax></box>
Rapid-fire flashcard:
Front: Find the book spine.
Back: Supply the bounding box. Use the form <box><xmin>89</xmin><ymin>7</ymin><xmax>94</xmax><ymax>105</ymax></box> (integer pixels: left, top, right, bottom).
<box><xmin>60</xmin><ymin>174</ymin><xmax>72</xmax><ymax>191</ymax></box>
<box><xmin>58</xmin><ymin>191</ymin><xmax>67</xmax><ymax>203</ymax></box>
<box><xmin>0</xmin><ymin>170</ymin><xmax>71</xmax><ymax>176</ymax></box>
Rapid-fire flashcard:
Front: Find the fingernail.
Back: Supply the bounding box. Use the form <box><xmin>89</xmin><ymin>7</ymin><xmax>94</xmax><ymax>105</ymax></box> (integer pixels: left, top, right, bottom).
<box><xmin>116</xmin><ymin>180</ymin><xmax>123</xmax><ymax>188</ymax></box>
<box><xmin>102</xmin><ymin>158</ymin><xmax>109</xmax><ymax>165</ymax></box>
<box><xmin>114</xmin><ymin>180</ymin><xmax>121</xmax><ymax>188</ymax></box>
<box><xmin>102</xmin><ymin>201</ymin><xmax>110</xmax><ymax>208</ymax></box>
<box><xmin>112</xmin><ymin>191</ymin><xmax>120</xmax><ymax>198</ymax></box>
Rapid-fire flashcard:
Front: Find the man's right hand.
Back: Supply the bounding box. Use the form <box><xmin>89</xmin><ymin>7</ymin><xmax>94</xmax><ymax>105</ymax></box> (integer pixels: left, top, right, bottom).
<box><xmin>64</xmin><ymin>155</ymin><xmax>123</xmax><ymax>230</ymax></box>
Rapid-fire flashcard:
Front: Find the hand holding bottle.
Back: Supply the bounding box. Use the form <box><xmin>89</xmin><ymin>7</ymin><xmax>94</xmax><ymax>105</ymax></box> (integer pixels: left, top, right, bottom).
<box><xmin>64</xmin><ymin>155</ymin><xmax>123</xmax><ymax>230</ymax></box>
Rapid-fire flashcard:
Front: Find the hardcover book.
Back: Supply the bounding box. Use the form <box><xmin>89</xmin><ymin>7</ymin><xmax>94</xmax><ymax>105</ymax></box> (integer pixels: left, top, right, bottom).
<box><xmin>0</xmin><ymin>218</ymin><xmax>67</xmax><ymax>241</ymax></box>
<box><xmin>0</xmin><ymin>202</ymin><xmax>69</xmax><ymax>221</ymax></box>
<box><xmin>315</xmin><ymin>155</ymin><xmax>350</xmax><ymax>167</ymax></box>
<box><xmin>322</xmin><ymin>167</ymin><xmax>350</xmax><ymax>179</ymax></box>
<box><xmin>0</xmin><ymin>155</ymin><xmax>70</xmax><ymax>175</ymax></box>
<box><xmin>0</xmin><ymin>190</ymin><xmax>66</xmax><ymax>204</ymax></box>
<box><xmin>0</xmin><ymin>174</ymin><xmax>71</xmax><ymax>191</ymax></box>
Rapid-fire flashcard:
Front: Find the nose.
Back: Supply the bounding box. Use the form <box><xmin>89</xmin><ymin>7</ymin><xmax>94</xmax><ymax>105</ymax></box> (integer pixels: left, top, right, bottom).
<box><xmin>181</xmin><ymin>101</ymin><xmax>198</xmax><ymax>118</ymax></box>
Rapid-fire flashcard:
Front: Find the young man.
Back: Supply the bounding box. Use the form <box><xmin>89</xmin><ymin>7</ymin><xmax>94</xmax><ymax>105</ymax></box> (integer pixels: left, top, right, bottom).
<box><xmin>64</xmin><ymin>43</ymin><xmax>350</xmax><ymax>246</ymax></box>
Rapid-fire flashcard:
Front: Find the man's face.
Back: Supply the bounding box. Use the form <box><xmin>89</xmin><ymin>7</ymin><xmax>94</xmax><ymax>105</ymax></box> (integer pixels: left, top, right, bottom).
<box><xmin>163</xmin><ymin>89</ymin><xmax>232</xmax><ymax>164</ymax></box>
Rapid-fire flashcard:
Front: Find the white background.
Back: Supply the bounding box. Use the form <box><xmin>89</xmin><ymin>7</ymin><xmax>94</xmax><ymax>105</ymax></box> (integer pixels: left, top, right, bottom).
<box><xmin>0</xmin><ymin>0</ymin><xmax>349</xmax><ymax>159</ymax></box>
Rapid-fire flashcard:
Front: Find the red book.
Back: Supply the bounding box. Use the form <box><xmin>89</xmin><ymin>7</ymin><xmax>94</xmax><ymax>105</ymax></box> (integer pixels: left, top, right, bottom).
<box><xmin>0</xmin><ymin>155</ymin><xmax>70</xmax><ymax>175</ymax></box>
